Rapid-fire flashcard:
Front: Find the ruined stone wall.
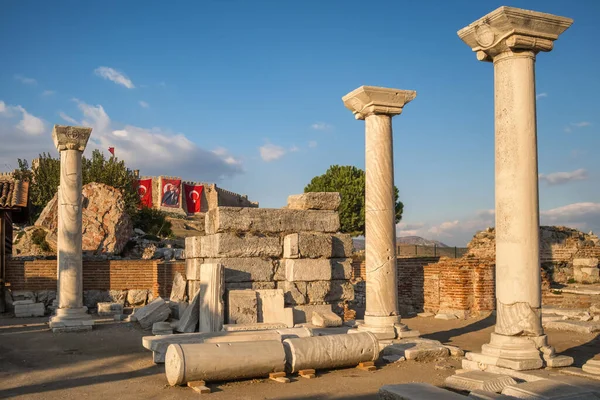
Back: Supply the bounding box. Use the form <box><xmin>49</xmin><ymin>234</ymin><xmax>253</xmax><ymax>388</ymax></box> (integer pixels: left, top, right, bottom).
<box><xmin>184</xmin><ymin>193</ymin><xmax>353</xmax><ymax>324</ymax></box>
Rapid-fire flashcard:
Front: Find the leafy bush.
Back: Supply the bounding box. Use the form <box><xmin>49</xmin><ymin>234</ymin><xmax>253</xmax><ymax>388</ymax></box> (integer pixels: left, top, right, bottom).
<box><xmin>31</xmin><ymin>228</ymin><xmax>51</xmax><ymax>252</ymax></box>
<box><xmin>131</xmin><ymin>207</ymin><xmax>173</xmax><ymax>237</ymax></box>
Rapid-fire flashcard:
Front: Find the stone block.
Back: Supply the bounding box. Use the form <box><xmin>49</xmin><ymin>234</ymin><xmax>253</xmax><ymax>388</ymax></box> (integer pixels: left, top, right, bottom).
<box><xmin>292</xmin><ymin>304</ymin><xmax>333</xmax><ymax>324</ymax></box>
<box><xmin>108</xmin><ymin>290</ymin><xmax>127</xmax><ymax>305</ymax></box>
<box><xmin>225</xmin><ymin>281</ymin><xmax>276</xmax><ymax>291</ymax></box>
<box><xmin>169</xmin><ymin>272</ymin><xmax>187</xmax><ymax>302</ymax></box>
<box><xmin>445</xmin><ymin>371</ymin><xmax>517</xmax><ymax>393</ymax></box>
<box><xmin>331</xmin><ymin>258</ymin><xmax>353</xmax><ymax>280</ymax></box>
<box><xmin>185</xmin><ymin>236</ymin><xmax>202</xmax><ymax>258</ymax></box>
<box><xmin>13</xmin><ymin>299</ymin><xmax>34</xmax><ymax>305</ymax></box>
<box><xmin>97</xmin><ymin>302</ymin><xmax>124</xmax><ymax>316</ymax></box>
<box><xmin>223</xmin><ymin>322</ymin><xmax>288</xmax><ymax>331</ymax></box>
<box><xmin>187</xmin><ymin>280</ymin><xmax>201</xmax><ymax>300</ymax></box>
<box><xmin>286</xmin><ymin>192</ymin><xmax>341</xmax><ymax>211</ymax></box>
<box><xmin>200</xmin><ymin>233</ymin><xmax>281</xmax><ymax>258</ymax></box>
<box><xmin>283</xmin><ymin>233</ymin><xmax>353</xmax><ymax>259</ymax></box>
<box><xmin>306</xmin><ymin>281</ymin><xmax>330</xmax><ymax>303</ymax></box>
<box><xmin>543</xmin><ymin>320</ymin><xmax>600</xmax><ymax>334</ymax></box>
<box><xmin>176</xmin><ymin>290</ymin><xmax>201</xmax><ymax>333</ymax></box>
<box><xmin>573</xmin><ymin>258</ymin><xmax>599</xmax><ymax>267</ymax></box>
<box><xmin>379</xmin><ymin>383</ymin><xmax>467</xmax><ymax>399</ymax></box>
<box><xmin>574</xmin><ymin>265</ymin><xmax>600</xmax><ymax>284</ymax></box>
<box><xmin>168</xmin><ymin>301</ymin><xmax>187</xmax><ymax>320</ymax></box>
<box><xmin>35</xmin><ymin>290</ymin><xmax>57</xmax><ymax>307</ymax></box>
<box><xmin>185</xmin><ymin>258</ymin><xmax>203</xmax><ymax>280</ymax></box>
<box><xmin>312</xmin><ymin>310</ymin><xmax>342</xmax><ymax>327</ymax></box>
<box><xmin>285</xmin><ymin>259</ymin><xmax>332</xmax><ymax>282</ymax></box>
<box><xmin>83</xmin><ymin>290</ymin><xmax>110</xmax><ymax>309</ymax></box>
<box><xmin>436</xmin><ymin>313</ymin><xmax>459</xmax><ymax>320</ymax></box>
<box><xmin>582</xmin><ymin>359</ymin><xmax>600</xmax><ymax>375</ymax></box>
<box><xmin>152</xmin><ymin>321</ymin><xmax>173</xmax><ymax>336</ymax></box>
<box><xmin>127</xmin><ymin>289</ymin><xmax>149</xmax><ymax>306</ymax></box>
<box><xmin>468</xmin><ymin>390</ymin><xmax>516</xmax><ymax>399</ymax></box>
<box><xmin>11</xmin><ymin>290</ymin><xmax>35</xmax><ymax>302</ymax></box>
<box><xmin>278</xmin><ymin>281</ymin><xmax>308</xmax><ymax>306</ymax></box>
<box><xmin>227</xmin><ymin>290</ymin><xmax>258</xmax><ymax>324</ymax></box>
<box><xmin>501</xmin><ymin>379</ymin><xmax>600</xmax><ymax>399</ymax></box>
<box><xmin>205</xmin><ymin>207</ymin><xmax>340</xmax><ymax>234</ymax></box>
<box><xmin>382</xmin><ymin>338</ymin><xmax>449</xmax><ymax>361</ymax></box>
<box><xmin>544</xmin><ymin>355</ymin><xmax>574</xmax><ymax>368</ymax></box>
<box><xmin>283</xmin><ymin>308</ymin><xmax>294</xmax><ymax>328</ymax></box>
<box><xmin>14</xmin><ymin>302</ymin><xmax>45</xmax><ymax>317</ymax></box>
<box><xmin>135</xmin><ymin>297</ymin><xmax>171</xmax><ymax>330</ymax></box>
<box><xmin>257</xmin><ymin>289</ymin><xmax>286</xmax><ymax>324</ymax></box>
<box><xmin>204</xmin><ymin>257</ymin><xmax>275</xmax><ymax>282</ymax></box>
<box><xmin>199</xmin><ymin>263</ymin><xmax>224</xmax><ymax>333</ymax></box>
<box><xmin>445</xmin><ymin>345</ymin><xmax>465</xmax><ymax>357</ymax></box>
<box><xmin>326</xmin><ymin>280</ymin><xmax>354</xmax><ymax>302</ymax></box>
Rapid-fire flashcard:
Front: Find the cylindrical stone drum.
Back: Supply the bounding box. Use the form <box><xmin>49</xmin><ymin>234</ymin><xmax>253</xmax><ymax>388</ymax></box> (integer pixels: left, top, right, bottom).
<box><xmin>165</xmin><ymin>340</ymin><xmax>286</xmax><ymax>386</ymax></box>
<box><xmin>283</xmin><ymin>332</ymin><xmax>379</xmax><ymax>373</ymax></box>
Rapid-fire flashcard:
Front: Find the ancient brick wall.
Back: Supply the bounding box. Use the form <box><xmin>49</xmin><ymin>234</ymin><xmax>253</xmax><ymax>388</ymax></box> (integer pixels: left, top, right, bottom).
<box><xmin>5</xmin><ymin>259</ymin><xmax>184</xmax><ymax>298</ymax></box>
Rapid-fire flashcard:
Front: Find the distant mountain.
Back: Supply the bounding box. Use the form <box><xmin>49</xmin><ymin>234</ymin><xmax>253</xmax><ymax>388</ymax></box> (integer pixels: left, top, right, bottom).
<box><xmin>352</xmin><ymin>236</ymin><xmax>448</xmax><ymax>251</ymax></box>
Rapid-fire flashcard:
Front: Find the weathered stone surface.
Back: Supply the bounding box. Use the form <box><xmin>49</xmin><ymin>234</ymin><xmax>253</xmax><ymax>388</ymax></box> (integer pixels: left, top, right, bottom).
<box><xmin>257</xmin><ymin>289</ymin><xmax>285</xmax><ymax>324</ymax></box>
<box><xmin>127</xmin><ymin>289</ymin><xmax>149</xmax><ymax>306</ymax></box>
<box><xmin>312</xmin><ymin>310</ymin><xmax>342</xmax><ymax>327</ymax></box>
<box><xmin>185</xmin><ymin>236</ymin><xmax>202</xmax><ymax>259</ymax></box>
<box><xmin>204</xmin><ymin>257</ymin><xmax>275</xmax><ymax>282</ymax></box>
<box><xmin>292</xmin><ymin>304</ymin><xmax>333</xmax><ymax>324</ymax></box>
<box><xmin>152</xmin><ymin>321</ymin><xmax>173</xmax><ymax>335</ymax></box>
<box><xmin>83</xmin><ymin>290</ymin><xmax>111</xmax><ymax>309</ymax></box>
<box><xmin>168</xmin><ymin>301</ymin><xmax>187</xmax><ymax>320</ymax></box>
<box><xmin>135</xmin><ymin>297</ymin><xmax>171</xmax><ymax>330</ymax></box>
<box><xmin>306</xmin><ymin>281</ymin><xmax>330</xmax><ymax>303</ymax></box>
<box><xmin>382</xmin><ymin>338</ymin><xmax>450</xmax><ymax>361</ymax></box>
<box><xmin>36</xmin><ymin>290</ymin><xmax>56</xmax><ymax>307</ymax></box>
<box><xmin>285</xmin><ymin>259</ymin><xmax>332</xmax><ymax>281</ymax></box>
<box><xmin>278</xmin><ymin>281</ymin><xmax>308</xmax><ymax>306</ymax></box>
<box><xmin>187</xmin><ymin>280</ymin><xmax>201</xmax><ymax>300</ymax></box>
<box><xmin>468</xmin><ymin>390</ymin><xmax>515</xmax><ymax>399</ymax></box>
<box><xmin>379</xmin><ymin>383</ymin><xmax>466</xmax><ymax>400</ymax></box>
<box><xmin>169</xmin><ymin>272</ymin><xmax>187</xmax><ymax>302</ymax></box>
<box><xmin>97</xmin><ymin>302</ymin><xmax>124</xmax><ymax>316</ymax></box>
<box><xmin>326</xmin><ymin>280</ymin><xmax>354</xmax><ymax>302</ymax></box>
<box><xmin>199</xmin><ymin>263</ymin><xmax>224</xmax><ymax>333</ymax></box>
<box><xmin>445</xmin><ymin>371</ymin><xmax>517</xmax><ymax>393</ymax></box>
<box><xmin>205</xmin><ymin>207</ymin><xmax>340</xmax><ymax>234</ymax></box>
<box><xmin>330</xmin><ymin>258</ymin><xmax>353</xmax><ymax>280</ymax></box>
<box><xmin>223</xmin><ymin>322</ymin><xmax>288</xmax><ymax>331</ymax></box>
<box><xmin>14</xmin><ymin>302</ymin><xmax>45</xmax><ymax>317</ymax></box>
<box><xmin>283</xmin><ymin>233</ymin><xmax>353</xmax><ymax>259</ymax></box>
<box><xmin>200</xmin><ymin>233</ymin><xmax>282</xmax><ymax>258</ymax></box>
<box><xmin>176</xmin><ymin>290</ymin><xmax>201</xmax><ymax>333</ymax></box>
<box><xmin>582</xmin><ymin>359</ymin><xmax>600</xmax><ymax>375</ymax></box>
<box><xmin>544</xmin><ymin>320</ymin><xmax>600</xmax><ymax>334</ymax></box>
<box><xmin>108</xmin><ymin>290</ymin><xmax>127</xmax><ymax>305</ymax></box>
<box><xmin>501</xmin><ymin>379</ymin><xmax>599</xmax><ymax>399</ymax></box>
<box><xmin>573</xmin><ymin>258</ymin><xmax>599</xmax><ymax>267</ymax></box>
<box><xmin>11</xmin><ymin>290</ymin><xmax>35</xmax><ymax>302</ymax></box>
<box><xmin>286</xmin><ymin>192</ymin><xmax>341</xmax><ymax>211</ymax></box>
<box><xmin>227</xmin><ymin>290</ymin><xmax>258</xmax><ymax>324</ymax></box>
<box><xmin>36</xmin><ymin>182</ymin><xmax>132</xmax><ymax>254</ymax></box>
<box><xmin>185</xmin><ymin>258</ymin><xmax>203</xmax><ymax>280</ymax></box>
<box><xmin>225</xmin><ymin>282</ymin><xmax>276</xmax><ymax>291</ymax></box>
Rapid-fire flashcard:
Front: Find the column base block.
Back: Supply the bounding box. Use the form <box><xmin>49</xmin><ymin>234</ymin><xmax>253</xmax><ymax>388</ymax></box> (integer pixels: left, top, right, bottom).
<box><xmin>50</xmin><ymin>307</ymin><xmax>94</xmax><ymax>333</ymax></box>
<box><xmin>354</xmin><ymin>318</ymin><xmax>419</xmax><ymax>340</ymax></box>
<box><xmin>466</xmin><ymin>351</ymin><xmax>543</xmax><ymax>371</ymax></box>
<box><xmin>462</xmin><ymin>359</ymin><xmax>548</xmax><ymax>382</ymax></box>
<box><xmin>582</xmin><ymin>360</ymin><xmax>600</xmax><ymax>375</ymax></box>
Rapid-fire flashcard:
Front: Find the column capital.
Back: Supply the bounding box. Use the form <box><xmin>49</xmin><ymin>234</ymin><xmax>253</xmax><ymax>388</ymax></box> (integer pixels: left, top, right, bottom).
<box><xmin>342</xmin><ymin>86</ymin><xmax>416</xmax><ymax>120</ymax></box>
<box><xmin>52</xmin><ymin>125</ymin><xmax>92</xmax><ymax>152</ymax></box>
<box><xmin>457</xmin><ymin>6</ymin><xmax>572</xmax><ymax>62</ymax></box>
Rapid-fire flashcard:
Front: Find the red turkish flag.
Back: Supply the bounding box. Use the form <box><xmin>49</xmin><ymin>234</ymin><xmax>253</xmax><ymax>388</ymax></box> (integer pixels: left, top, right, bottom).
<box><xmin>184</xmin><ymin>184</ymin><xmax>203</xmax><ymax>214</ymax></box>
<box><xmin>137</xmin><ymin>179</ymin><xmax>153</xmax><ymax>208</ymax></box>
<box><xmin>108</xmin><ymin>147</ymin><xmax>115</xmax><ymax>156</ymax></box>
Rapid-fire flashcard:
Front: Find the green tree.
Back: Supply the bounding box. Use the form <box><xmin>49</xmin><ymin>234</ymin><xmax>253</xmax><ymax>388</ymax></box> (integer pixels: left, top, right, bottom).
<box><xmin>304</xmin><ymin>165</ymin><xmax>404</xmax><ymax>236</ymax></box>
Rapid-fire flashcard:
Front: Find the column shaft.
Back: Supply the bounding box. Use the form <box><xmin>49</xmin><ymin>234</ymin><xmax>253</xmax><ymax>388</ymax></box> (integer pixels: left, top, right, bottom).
<box><xmin>493</xmin><ymin>51</ymin><xmax>543</xmax><ymax>336</ymax></box>
<box><xmin>57</xmin><ymin>150</ymin><xmax>84</xmax><ymax>309</ymax></box>
<box><xmin>364</xmin><ymin>114</ymin><xmax>399</xmax><ymax>319</ymax></box>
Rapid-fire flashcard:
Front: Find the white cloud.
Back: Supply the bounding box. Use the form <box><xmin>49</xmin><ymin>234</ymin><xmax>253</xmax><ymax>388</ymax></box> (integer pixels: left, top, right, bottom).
<box><xmin>289</xmin><ymin>145</ymin><xmax>299</xmax><ymax>153</ymax></box>
<box><xmin>14</xmin><ymin>74</ymin><xmax>37</xmax><ymax>85</ymax></box>
<box><xmin>572</xmin><ymin>121</ymin><xmax>591</xmax><ymax>128</ymax></box>
<box><xmin>564</xmin><ymin>126</ymin><xmax>572</xmax><ymax>133</ymax></box>
<box><xmin>1</xmin><ymin>103</ymin><xmax>46</xmax><ymax>136</ymax></box>
<box><xmin>539</xmin><ymin>169</ymin><xmax>587</xmax><ymax>185</ymax></box>
<box><xmin>94</xmin><ymin>66</ymin><xmax>135</xmax><ymax>89</ymax></box>
<box><xmin>211</xmin><ymin>147</ymin><xmax>242</xmax><ymax>166</ymax></box>
<box><xmin>541</xmin><ymin>202</ymin><xmax>600</xmax><ymax>233</ymax></box>
<box><xmin>536</xmin><ymin>93</ymin><xmax>547</xmax><ymax>99</ymax></box>
<box><xmin>428</xmin><ymin>220</ymin><xmax>460</xmax><ymax>236</ymax></box>
<box><xmin>308</xmin><ymin>140</ymin><xmax>318</xmax><ymax>148</ymax></box>
<box><xmin>59</xmin><ymin>112</ymin><xmax>79</xmax><ymax>125</ymax></box>
<box><xmin>62</xmin><ymin>100</ymin><xmax>243</xmax><ymax>180</ymax></box>
<box><xmin>0</xmin><ymin>101</ymin><xmax>6</xmax><ymax>114</ymax></box>
<box><xmin>397</xmin><ymin>222</ymin><xmax>426</xmax><ymax>237</ymax></box>
<box><xmin>311</xmin><ymin>122</ymin><xmax>333</xmax><ymax>131</ymax></box>
<box><xmin>41</xmin><ymin>90</ymin><xmax>55</xmax><ymax>96</ymax></box>
<box><xmin>259</xmin><ymin>143</ymin><xmax>286</xmax><ymax>162</ymax></box>
<box><xmin>139</xmin><ymin>101</ymin><xmax>149</xmax><ymax>108</ymax></box>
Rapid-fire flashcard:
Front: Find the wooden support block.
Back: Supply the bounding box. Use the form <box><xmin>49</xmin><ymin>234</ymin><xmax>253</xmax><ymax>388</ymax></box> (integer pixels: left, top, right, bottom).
<box><xmin>187</xmin><ymin>380</ymin><xmax>211</xmax><ymax>394</ymax></box>
<box><xmin>299</xmin><ymin>369</ymin><xmax>317</xmax><ymax>379</ymax></box>
<box><xmin>357</xmin><ymin>361</ymin><xmax>376</xmax><ymax>371</ymax></box>
<box><xmin>269</xmin><ymin>372</ymin><xmax>289</xmax><ymax>383</ymax></box>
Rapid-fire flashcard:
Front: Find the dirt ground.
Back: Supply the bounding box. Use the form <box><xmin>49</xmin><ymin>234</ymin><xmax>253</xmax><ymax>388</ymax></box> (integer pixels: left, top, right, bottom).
<box><xmin>0</xmin><ymin>313</ymin><xmax>598</xmax><ymax>400</ymax></box>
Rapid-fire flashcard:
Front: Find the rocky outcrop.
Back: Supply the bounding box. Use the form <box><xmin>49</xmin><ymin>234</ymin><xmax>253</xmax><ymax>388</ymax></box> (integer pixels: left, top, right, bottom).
<box><xmin>35</xmin><ymin>182</ymin><xmax>132</xmax><ymax>255</ymax></box>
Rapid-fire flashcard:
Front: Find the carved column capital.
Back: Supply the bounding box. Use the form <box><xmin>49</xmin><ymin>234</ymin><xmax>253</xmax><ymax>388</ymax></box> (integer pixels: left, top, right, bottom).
<box><xmin>342</xmin><ymin>86</ymin><xmax>416</xmax><ymax>120</ymax></box>
<box><xmin>458</xmin><ymin>6</ymin><xmax>572</xmax><ymax>62</ymax></box>
<box><xmin>52</xmin><ymin>125</ymin><xmax>93</xmax><ymax>152</ymax></box>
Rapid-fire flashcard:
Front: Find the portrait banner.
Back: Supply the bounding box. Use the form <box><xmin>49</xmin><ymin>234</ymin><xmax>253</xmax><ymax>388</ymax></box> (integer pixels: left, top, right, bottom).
<box><xmin>184</xmin><ymin>184</ymin><xmax>204</xmax><ymax>214</ymax></box>
<box><xmin>161</xmin><ymin>178</ymin><xmax>181</xmax><ymax>208</ymax></box>
<box><xmin>137</xmin><ymin>179</ymin><xmax>153</xmax><ymax>209</ymax></box>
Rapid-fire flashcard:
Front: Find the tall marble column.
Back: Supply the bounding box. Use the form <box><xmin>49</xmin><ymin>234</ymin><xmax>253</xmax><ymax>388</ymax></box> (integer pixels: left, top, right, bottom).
<box><xmin>343</xmin><ymin>86</ymin><xmax>417</xmax><ymax>339</ymax></box>
<box><xmin>458</xmin><ymin>7</ymin><xmax>573</xmax><ymax>370</ymax></box>
<box><xmin>49</xmin><ymin>125</ymin><xmax>95</xmax><ymax>333</ymax></box>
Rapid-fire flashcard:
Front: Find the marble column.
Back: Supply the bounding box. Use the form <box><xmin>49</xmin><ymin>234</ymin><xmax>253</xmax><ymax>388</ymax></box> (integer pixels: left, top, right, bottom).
<box><xmin>458</xmin><ymin>7</ymin><xmax>573</xmax><ymax>370</ymax></box>
<box><xmin>49</xmin><ymin>125</ymin><xmax>95</xmax><ymax>333</ymax></box>
<box><xmin>342</xmin><ymin>86</ymin><xmax>417</xmax><ymax>339</ymax></box>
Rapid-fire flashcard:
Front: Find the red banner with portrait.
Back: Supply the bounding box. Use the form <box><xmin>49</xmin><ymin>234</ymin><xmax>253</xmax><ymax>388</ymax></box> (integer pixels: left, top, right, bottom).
<box><xmin>184</xmin><ymin>184</ymin><xmax>204</xmax><ymax>214</ymax></box>
<box><xmin>137</xmin><ymin>179</ymin><xmax>153</xmax><ymax>209</ymax></box>
<box><xmin>160</xmin><ymin>179</ymin><xmax>181</xmax><ymax>208</ymax></box>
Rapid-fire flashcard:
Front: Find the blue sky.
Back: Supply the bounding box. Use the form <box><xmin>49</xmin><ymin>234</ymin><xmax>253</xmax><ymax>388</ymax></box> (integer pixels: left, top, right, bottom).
<box><xmin>1</xmin><ymin>1</ymin><xmax>598</xmax><ymax>246</ymax></box>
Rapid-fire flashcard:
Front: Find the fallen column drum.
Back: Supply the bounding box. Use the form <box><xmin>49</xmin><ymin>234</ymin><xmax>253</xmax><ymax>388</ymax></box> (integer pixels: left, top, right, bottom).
<box><xmin>165</xmin><ymin>340</ymin><xmax>286</xmax><ymax>386</ymax></box>
<box><xmin>283</xmin><ymin>331</ymin><xmax>379</xmax><ymax>373</ymax></box>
